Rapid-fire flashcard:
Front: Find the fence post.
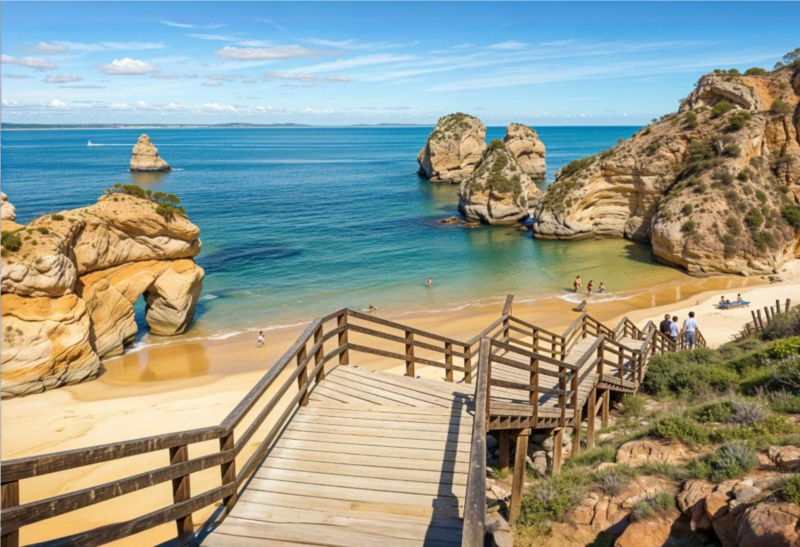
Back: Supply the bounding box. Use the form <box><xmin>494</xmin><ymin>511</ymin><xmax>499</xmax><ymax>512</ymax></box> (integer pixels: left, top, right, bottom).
<box><xmin>776</xmin><ymin>299</ymin><xmax>782</xmax><ymax>314</ymax></box>
<box><xmin>445</xmin><ymin>341</ymin><xmax>454</xmax><ymax>383</ymax></box>
<box><xmin>571</xmin><ymin>370</ymin><xmax>580</xmax><ymax>455</ymax></box>
<box><xmin>314</xmin><ymin>324</ymin><xmax>325</xmax><ymax>384</ymax></box>
<box><xmin>296</xmin><ymin>344</ymin><xmax>309</xmax><ymax>407</ymax></box>
<box><xmin>558</xmin><ymin>366</ymin><xmax>567</xmax><ymax>428</ymax></box>
<box><xmin>586</xmin><ymin>388</ymin><xmax>597</xmax><ymax>449</ymax></box>
<box><xmin>530</xmin><ymin>351</ymin><xmax>539</xmax><ymax>425</ymax></box>
<box><xmin>219</xmin><ymin>432</ymin><xmax>237</xmax><ymax>517</ymax></box>
<box><xmin>2</xmin><ymin>480</ymin><xmax>20</xmax><ymax>547</ymax></box>
<box><xmin>509</xmin><ymin>432</ymin><xmax>529</xmax><ymax>525</ymax></box>
<box><xmin>787</xmin><ymin>299</ymin><xmax>792</xmax><ymax>313</ymax></box>
<box><xmin>338</xmin><ymin>311</ymin><xmax>349</xmax><ymax>365</ymax></box>
<box><xmin>405</xmin><ymin>331</ymin><xmax>415</xmax><ymax>377</ymax></box>
<box><xmin>169</xmin><ymin>444</ymin><xmax>195</xmax><ymax>544</ymax></box>
<box><xmin>464</xmin><ymin>344</ymin><xmax>472</xmax><ymax>384</ymax></box>
<box><xmin>597</xmin><ymin>342</ymin><xmax>605</xmax><ymax>383</ymax></box>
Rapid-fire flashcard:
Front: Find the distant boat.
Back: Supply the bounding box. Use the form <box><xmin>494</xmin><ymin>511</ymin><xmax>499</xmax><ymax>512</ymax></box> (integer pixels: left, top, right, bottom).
<box><xmin>87</xmin><ymin>140</ymin><xmax>97</xmax><ymax>146</ymax></box>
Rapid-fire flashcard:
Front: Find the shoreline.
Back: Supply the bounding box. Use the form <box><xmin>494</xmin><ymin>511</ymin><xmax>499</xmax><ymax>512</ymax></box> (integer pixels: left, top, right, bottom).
<box><xmin>4</xmin><ymin>262</ymin><xmax>800</xmax><ymax>545</ymax></box>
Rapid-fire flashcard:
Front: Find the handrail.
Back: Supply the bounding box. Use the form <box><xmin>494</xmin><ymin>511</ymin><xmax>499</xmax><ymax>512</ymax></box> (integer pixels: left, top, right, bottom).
<box><xmin>462</xmin><ymin>338</ymin><xmax>489</xmax><ymax>546</ymax></box>
<box><xmin>465</xmin><ymin>314</ymin><xmax>509</xmax><ymax>347</ymax></box>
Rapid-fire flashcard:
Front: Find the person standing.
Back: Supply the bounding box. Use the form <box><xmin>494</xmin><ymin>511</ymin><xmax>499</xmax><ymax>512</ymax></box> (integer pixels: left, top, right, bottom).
<box><xmin>659</xmin><ymin>313</ymin><xmax>671</xmax><ymax>336</ymax></box>
<box><xmin>257</xmin><ymin>331</ymin><xmax>265</xmax><ymax>348</ymax></box>
<box><xmin>598</xmin><ymin>282</ymin><xmax>606</xmax><ymax>294</ymax></box>
<box><xmin>428</xmin><ymin>277</ymin><xmax>433</xmax><ymax>288</ymax></box>
<box><xmin>587</xmin><ymin>280</ymin><xmax>594</xmax><ymax>296</ymax></box>
<box><xmin>669</xmin><ymin>316</ymin><xmax>680</xmax><ymax>344</ymax></box>
<box><xmin>682</xmin><ymin>311</ymin><xmax>699</xmax><ymax>349</ymax></box>
<box><xmin>574</xmin><ymin>276</ymin><xmax>582</xmax><ymax>293</ymax></box>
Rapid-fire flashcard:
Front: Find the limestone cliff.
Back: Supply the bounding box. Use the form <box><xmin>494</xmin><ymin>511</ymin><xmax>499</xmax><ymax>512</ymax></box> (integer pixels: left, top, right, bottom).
<box><xmin>458</xmin><ymin>140</ymin><xmax>541</xmax><ymax>225</ymax></box>
<box><xmin>130</xmin><ymin>134</ymin><xmax>171</xmax><ymax>172</ymax></box>
<box><xmin>418</xmin><ymin>113</ymin><xmax>487</xmax><ymax>183</ymax></box>
<box><xmin>533</xmin><ymin>65</ymin><xmax>800</xmax><ymax>276</ymax></box>
<box><xmin>1</xmin><ymin>192</ymin><xmax>16</xmax><ymax>221</ymax></box>
<box><xmin>504</xmin><ymin>123</ymin><xmax>546</xmax><ymax>181</ymax></box>
<box><xmin>1</xmin><ymin>188</ymin><xmax>203</xmax><ymax>397</ymax></box>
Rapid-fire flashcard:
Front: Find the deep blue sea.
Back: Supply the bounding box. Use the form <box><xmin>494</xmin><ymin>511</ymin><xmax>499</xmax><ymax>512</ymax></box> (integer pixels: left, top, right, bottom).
<box><xmin>1</xmin><ymin>126</ymin><xmax>687</xmax><ymax>345</ymax></box>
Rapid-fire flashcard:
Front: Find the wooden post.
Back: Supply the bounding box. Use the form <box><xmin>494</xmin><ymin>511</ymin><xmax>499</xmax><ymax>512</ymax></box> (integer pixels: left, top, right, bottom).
<box><xmin>552</xmin><ymin>429</ymin><xmax>564</xmax><ymax>475</ymax></box>
<box><xmin>498</xmin><ymin>431</ymin><xmax>510</xmax><ymax>476</ymax></box>
<box><xmin>169</xmin><ymin>444</ymin><xmax>194</xmax><ymax>544</ymax></box>
<box><xmin>776</xmin><ymin>299</ymin><xmax>782</xmax><ymax>314</ymax></box>
<box><xmin>751</xmin><ymin>310</ymin><xmax>759</xmax><ymax>332</ymax></box>
<box><xmin>601</xmin><ymin>389</ymin><xmax>610</xmax><ymax>428</ymax></box>
<box><xmin>314</xmin><ymin>324</ymin><xmax>325</xmax><ymax>384</ymax></box>
<box><xmin>405</xmin><ymin>331</ymin><xmax>415</xmax><ymax>377</ymax></box>
<box><xmin>787</xmin><ymin>299</ymin><xmax>792</xmax><ymax>313</ymax></box>
<box><xmin>218</xmin><ymin>432</ymin><xmax>237</xmax><ymax>516</ymax></box>
<box><xmin>445</xmin><ymin>341</ymin><xmax>454</xmax><ymax>383</ymax></box>
<box><xmin>296</xmin><ymin>344</ymin><xmax>309</xmax><ymax>407</ymax></box>
<box><xmin>571</xmin><ymin>371</ymin><xmax>580</xmax><ymax>455</ymax></box>
<box><xmin>597</xmin><ymin>342</ymin><xmax>605</xmax><ymax>383</ymax></box>
<box><xmin>464</xmin><ymin>344</ymin><xmax>472</xmax><ymax>384</ymax></box>
<box><xmin>756</xmin><ymin>309</ymin><xmax>764</xmax><ymax>330</ymax></box>
<box><xmin>509</xmin><ymin>433</ymin><xmax>529</xmax><ymax>525</ymax></box>
<box><xmin>636</xmin><ymin>353</ymin><xmax>643</xmax><ymax>385</ymax></box>
<box><xmin>530</xmin><ymin>352</ymin><xmax>539</xmax><ymax>426</ymax></box>
<box><xmin>1</xmin><ymin>481</ymin><xmax>20</xmax><ymax>547</ymax></box>
<box><xmin>586</xmin><ymin>388</ymin><xmax>597</xmax><ymax>449</ymax></box>
<box><xmin>338</xmin><ymin>311</ymin><xmax>349</xmax><ymax>365</ymax></box>
<box><xmin>558</xmin><ymin>367</ymin><xmax>567</xmax><ymax>427</ymax></box>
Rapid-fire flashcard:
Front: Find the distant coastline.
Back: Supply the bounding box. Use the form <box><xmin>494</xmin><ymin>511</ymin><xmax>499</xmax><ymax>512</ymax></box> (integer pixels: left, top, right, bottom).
<box><xmin>1</xmin><ymin>122</ymin><xmax>644</xmax><ymax>131</ymax></box>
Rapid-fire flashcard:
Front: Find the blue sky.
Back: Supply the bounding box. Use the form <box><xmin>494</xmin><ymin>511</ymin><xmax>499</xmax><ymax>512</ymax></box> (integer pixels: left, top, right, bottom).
<box><xmin>2</xmin><ymin>2</ymin><xmax>798</xmax><ymax>125</ymax></box>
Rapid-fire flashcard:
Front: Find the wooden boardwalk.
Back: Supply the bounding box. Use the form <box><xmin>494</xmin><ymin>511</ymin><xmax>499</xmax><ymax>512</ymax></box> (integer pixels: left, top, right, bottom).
<box><xmin>205</xmin><ymin>365</ymin><xmax>475</xmax><ymax>547</ymax></box>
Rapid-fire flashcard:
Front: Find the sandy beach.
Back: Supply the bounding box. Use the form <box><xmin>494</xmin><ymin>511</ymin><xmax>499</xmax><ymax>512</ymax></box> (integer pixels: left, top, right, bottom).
<box><xmin>4</xmin><ymin>261</ymin><xmax>800</xmax><ymax>544</ymax></box>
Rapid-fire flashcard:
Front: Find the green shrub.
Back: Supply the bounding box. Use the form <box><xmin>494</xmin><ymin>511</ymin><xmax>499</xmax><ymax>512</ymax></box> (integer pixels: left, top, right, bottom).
<box><xmin>1</xmin><ymin>231</ymin><xmax>22</xmax><ymax>252</ymax></box>
<box><xmin>643</xmin><ymin>349</ymin><xmax>738</xmax><ymax>398</ymax></box>
<box><xmin>761</xmin><ymin>316</ymin><xmax>800</xmax><ymax>342</ymax></box>
<box><xmin>779</xmin><ymin>474</ymin><xmax>800</xmax><ymax>504</ymax></box>
<box><xmin>681</xmin><ymin>203</ymin><xmax>693</xmax><ymax>215</ymax></box>
<box><xmin>753</xmin><ymin>230</ymin><xmax>778</xmax><ymax>252</ymax></box>
<box><xmin>731</xmin><ymin>399</ymin><xmax>770</xmax><ymax>426</ymax></box>
<box><xmin>744</xmin><ymin>67</ymin><xmax>767</xmax><ymax>76</ymax></box>
<box><xmin>595</xmin><ymin>466</ymin><xmax>636</xmax><ymax>496</ymax></box>
<box><xmin>50</xmin><ymin>213</ymin><xmax>64</xmax><ymax>221</ymax></box>
<box><xmin>629</xmin><ymin>491</ymin><xmax>675</xmax><ymax>522</ymax></box>
<box><xmin>560</xmin><ymin>156</ymin><xmax>596</xmax><ymax>179</ymax></box>
<box><xmin>771</xmin><ymin>99</ymin><xmax>793</xmax><ymax>115</ymax></box>
<box><xmin>567</xmin><ymin>445</ymin><xmax>615</xmax><ymax>469</ymax></box>
<box><xmin>709</xmin><ymin>441</ymin><xmax>758</xmax><ymax>481</ymax></box>
<box><xmin>744</xmin><ymin>208</ymin><xmax>764</xmax><ymax>230</ymax></box>
<box><xmin>772</xmin><ymin>354</ymin><xmax>800</xmax><ymax>390</ymax></box>
<box><xmin>769</xmin><ymin>391</ymin><xmax>800</xmax><ymax>414</ymax></box>
<box><xmin>691</xmin><ymin>400</ymin><xmax>734</xmax><ymax>423</ymax></box>
<box><xmin>682</xmin><ymin>220</ymin><xmax>697</xmax><ymax>234</ymax></box>
<box><xmin>688</xmin><ymin>140</ymin><xmax>715</xmax><ymax>163</ymax></box>
<box><xmin>723</xmin><ymin>143</ymin><xmax>741</xmax><ymax>157</ymax></box>
<box><xmin>651</xmin><ymin>416</ymin><xmax>710</xmax><ymax>445</ymax></box>
<box><xmin>519</xmin><ymin>472</ymin><xmax>590</xmax><ymax>526</ymax></box>
<box><xmin>764</xmin><ymin>336</ymin><xmax>800</xmax><ymax>359</ymax></box>
<box><xmin>712</xmin><ymin>100</ymin><xmax>734</xmax><ymax>118</ymax></box>
<box><xmin>782</xmin><ymin>206</ymin><xmax>800</xmax><ymax>232</ymax></box>
<box><xmin>685</xmin><ymin>111</ymin><xmax>699</xmax><ymax>129</ymax></box>
<box><xmin>729</xmin><ymin>112</ymin><xmax>751</xmax><ymax>130</ymax></box>
<box><xmin>35</xmin><ymin>227</ymin><xmax>49</xmax><ymax>235</ymax></box>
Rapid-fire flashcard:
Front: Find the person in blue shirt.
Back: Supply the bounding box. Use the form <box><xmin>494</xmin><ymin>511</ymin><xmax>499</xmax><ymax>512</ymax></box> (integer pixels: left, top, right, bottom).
<box><xmin>682</xmin><ymin>311</ymin><xmax>699</xmax><ymax>349</ymax></box>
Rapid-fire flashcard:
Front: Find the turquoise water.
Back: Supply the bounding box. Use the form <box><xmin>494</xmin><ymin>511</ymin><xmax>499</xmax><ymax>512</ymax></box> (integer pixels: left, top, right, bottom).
<box><xmin>1</xmin><ymin>126</ymin><xmax>684</xmax><ymax>344</ymax></box>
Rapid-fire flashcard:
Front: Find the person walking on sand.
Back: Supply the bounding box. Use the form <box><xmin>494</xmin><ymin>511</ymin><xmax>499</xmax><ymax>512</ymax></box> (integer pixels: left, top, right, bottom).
<box><xmin>669</xmin><ymin>316</ymin><xmax>680</xmax><ymax>345</ymax></box>
<box><xmin>587</xmin><ymin>280</ymin><xmax>594</xmax><ymax>296</ymax></box>
<box><xmin>681</xmin><ymin>311</ymin><xmax>699</xmax><ymax>349</ymax></box>
<box><xmin>659</xmin><ymin>313</ymin><xmax>671</xmax><ymax>336</ymax></box>
<box><xmin>574</xmin><ymin>276</ymin><xmax>582</xmax><ymax>293</ymax></box>
<box><xmin>428</xmin><ymin>277</ymin><xmax>433</xmax><ymax>288</ymax></box>
<box><xmin>257</xmin><ymin>331</ymin><xmax>265</xmax><ymax>348</ymax></box>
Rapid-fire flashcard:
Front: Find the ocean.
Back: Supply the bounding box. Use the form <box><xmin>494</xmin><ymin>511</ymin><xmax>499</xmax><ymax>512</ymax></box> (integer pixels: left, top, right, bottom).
<box><xmin>1</xmin><ymin>126</ymin><xmax>688</xmax><ymax>345</ymax></box>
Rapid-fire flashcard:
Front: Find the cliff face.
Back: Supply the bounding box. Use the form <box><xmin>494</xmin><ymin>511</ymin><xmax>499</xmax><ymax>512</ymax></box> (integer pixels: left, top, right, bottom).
<box><xmin>130</xmin><ymin>134</ymin><xmax>171</xmax><ymax>172</ymax></box>
<box><xmin>458</xmin><ymin>140</ymin><xmax>541</xmax><ymax>225</ymax></box>
<box><xmin>0</xmin><ymin>190</ymin><xmax>203</xmax><ymax>398</ymax></box>
<box><xmin>533</xmin><ymin>66</ymin><xmax>800</xmax><ymax>276</ymax></box>
<box><xmin>504</xmin><ymin>123</ymin><xmax>546</xmax><ymax>181</ymax></box>
<box><xmin>417</xmin><ymin>113</ymin><xmax>487</xmax><ymax>183</ymax></box>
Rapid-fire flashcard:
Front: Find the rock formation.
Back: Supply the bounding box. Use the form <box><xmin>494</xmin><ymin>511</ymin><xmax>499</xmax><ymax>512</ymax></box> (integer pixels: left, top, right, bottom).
<box><xmin>503</xmin><ymin>123</ymin><xmax>546</xmax><ymax>180</ymax></box>
<box><xmin>1</xmin><ymin>189</ymin><xmax>202</xmax><ymax>397</ymax></box>
<box><xmin>1</xmin><ymin>192</ymin><xmax>16</xmax><ymax>221</ymax></box>
<box><xmin>130</xmin><ymin>134</ymin><xmax>171</xmax><ymax>172</ymax></box>
<box><xmin>533</xmin><ymin>65</ymin><xmax>800</xmax><ymax>276</ymax></box>
<box><xmin>457</xmin><ymin>140</ymin><xmax>541</xmax><ymax>225</ymax></box>
<box><xmin>417</xmin><ymin>113</ymin><xmax>487</xmax><ymax>183</ymax></box>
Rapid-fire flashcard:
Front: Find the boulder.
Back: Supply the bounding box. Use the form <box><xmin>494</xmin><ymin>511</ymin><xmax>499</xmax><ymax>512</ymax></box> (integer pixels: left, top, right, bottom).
<box><xmin>1</xmin><ymin>192</ymin><xmax>16</xmax><ymax>221</ymax></box>
<box><xmin>615</xmin><ymin>439</ymin><xmax>695</xmax><ymax>467</ymax></box>
<box><xmin>458</xmin><ymin>140</ymin><xmax>540</xmax><ymax>225</ymax></box>
<box><xmin>680</xmin><ymin>72</ymin><xmax>762</xmax><ymax>112</ymax></box>
<box><xmin>503</xmin><ymin>123</ymin><xmax>546</xmax><ymax>181</ymax></box>
<box><xmin>130</xmin><ymin>134</ymin><xmax>171</xmax><ymax>172</ymax></box>
<box><xmin>417</xmin><ymin>113</ymin><xmax>486</xmax><ymax>183</ymax></box>
<box><xmin>736</xmin><ymin>502</ymin><xmax>800</xmax><ymax>547</ymax></box>
<box><xmin>614</xmin><ymin>512</ymin><xmax>678</xmax><ymax>547</ymax></box>
<box><xmin>570</xmin><ymin>476</ymin><xmax>671</xmax><ymax>532</ymax></box>
<box><xmin>769</xmin><ymin>445</ymin><xmax>800</xmax><ymax>471</ymax></box>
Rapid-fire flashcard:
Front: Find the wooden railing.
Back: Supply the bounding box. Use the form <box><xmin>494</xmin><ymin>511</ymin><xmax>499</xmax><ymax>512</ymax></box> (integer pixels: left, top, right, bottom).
<box><xmin>462</xmin><ymin>338</ymin><xmax>490</xmax><ymax>547</ymax></box>
<box><xmin>739</xmin><ymin>298</ymin><xmax>793</xmax><ymax>339</ymax></box>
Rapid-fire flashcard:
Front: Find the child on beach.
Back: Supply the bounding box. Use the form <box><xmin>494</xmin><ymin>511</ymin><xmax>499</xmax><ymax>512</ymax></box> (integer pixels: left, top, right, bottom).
<box><xmin>257</xmin><ymin>331</ymin><xmax>265</xmax><ymax>348</ymax></box>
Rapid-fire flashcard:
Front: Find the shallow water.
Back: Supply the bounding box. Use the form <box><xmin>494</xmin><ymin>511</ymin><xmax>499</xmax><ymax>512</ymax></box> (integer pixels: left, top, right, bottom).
<box><xmin>1</xmin><ymin>126</ymin><xmax>689</xmax><ymax>344</ymax></box>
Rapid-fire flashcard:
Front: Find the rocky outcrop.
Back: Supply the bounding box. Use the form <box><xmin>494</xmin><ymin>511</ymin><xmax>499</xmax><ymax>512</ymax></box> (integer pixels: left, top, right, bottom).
<box><xmin>130</xmin><ymin>134</ymin><xmax>171</xmax><ymax>172</ymax></box>
<box><xmin>503</xmin><ymin>123</ymin><xmax>546</xmax><ymax>180</ymax></box>
<box><xmin>614</xmin><ymin>512</ymin><xmax>679</xmax><ymax>547</ymax></box>
<box><xmin>768</xmin><ymin>444</ymin><xmax>800</xmax><ymax>471</ymax></box>
<box><xmin>1</xmin><ymin>192</ymin><xmax>16</xmax><ymax>221</ymax></box>
<box><xmin>458</xmin><ymin>141</ymin><xmax>541</xmax><ymax>225</ymax></box>
<box><xmin>418</xmin><ymin>113</ymin><xmax>487</xmax><ymax>183</ymax></box>
<box><xmin>571</xmin><ymin>476</ymin><xmax>673</xmax><ymax>532</ymax></box>
<box><xmin>1</xmin><ymin>190</ymin><xmax>202</xmax><ymax>398</ymax></box>
<box><xmin>533</xmin><ymin>65</ymin><xmax>800</xmax><ymax>276</ymax></box>
<box><xmin>736</xmin><ymin>502</ymin><xmax>800</xmax><ymax>547</ymax></box>
<box><xmin>615</xmin><ymin>439</ymin><xmax>696</xmax><ymax>467</ymax></box>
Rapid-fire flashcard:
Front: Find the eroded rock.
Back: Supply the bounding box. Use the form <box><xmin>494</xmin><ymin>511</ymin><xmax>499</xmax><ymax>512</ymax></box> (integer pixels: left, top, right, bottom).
<box><xmin>130</xmin><ymin>134</ymin><xmax>171</xmax><ymax>172</ymax></box>
<box><xmin>615</xmin><ymin>439</ymin><xmax>695</xmax><ymax>467</ymax></box>
<box><xmin>1</xmin><ymin>192</ymin><xmax>16</xmax><ymax>221</ymax></box>
<box><xmin>504</xmin><ymin>123</ymin><xmax>546</xmax><ymax>181</ymax></box>
<box><xmin>417</xmin><ymin>113</ymin><xmax>487</xmax><ymax>183</ymax></box>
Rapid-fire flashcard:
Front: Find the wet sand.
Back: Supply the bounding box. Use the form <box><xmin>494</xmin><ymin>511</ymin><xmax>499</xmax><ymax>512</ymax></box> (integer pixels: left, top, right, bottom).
<box><xmin>3</xmin><ymin>262</ymin><xmax>800</xmax><ymax>544</ymax></box>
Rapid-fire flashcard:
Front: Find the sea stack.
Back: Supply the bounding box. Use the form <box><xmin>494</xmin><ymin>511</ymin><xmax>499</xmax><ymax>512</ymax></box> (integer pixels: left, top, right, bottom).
<box><xmin>458</xmin><ymin>140</ymin><xmax>541</xmax><ymax>225</ymax></box>
<box><xmin>503</xmin><ymin>123</ymin><xmax>546</xmax><ymax>181</ymax></box>
<box><xmin>1</xmin><ymin>192</ymin><xmax>16</xmax><ymax>221</ymax></box>
<box><xmin>417</xmin><ymin>113</ymin><xmax>487</xmax><ymax>183</ymax></box>
<box><xmin>130</xmin><ymin>134</ymin><xmax>171</xmax><ymax>172</ymax></box>
<box><xmin>533</xmin><ymin>65</ymin><xmax>800</xmax><ymax>276</ymax></box>
<box><xmin>0</xmin><ymin>188</ymin><xmax>203</xmax><ymax>398</ymax></box>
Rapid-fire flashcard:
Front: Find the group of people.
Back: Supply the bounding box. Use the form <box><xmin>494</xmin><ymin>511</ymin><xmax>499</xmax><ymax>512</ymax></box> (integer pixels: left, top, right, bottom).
<box><xmin>573</xmin><ymin>276</ymin><xmax>605</xmax><ymax>296</ymax></box>
<box><xmin>719</xmin><ymin>294</ymin><xmax>744</xmax><ymax>306</ymax></box>
<box><xmin>658</xmin><ymin>311</ymin><xmax>699</xmax><ymax>349</ymax></box>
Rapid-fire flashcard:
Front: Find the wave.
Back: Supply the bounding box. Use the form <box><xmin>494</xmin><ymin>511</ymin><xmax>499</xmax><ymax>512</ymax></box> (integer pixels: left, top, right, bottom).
<box><xmin>200</xmin><ymin>293</ymin><xmax>218</xmax><ymax>300</ymax></box>
<box><xmin>556</xmin><ymin>292</ymin><xmax>636</xmax><ymax>304</ymax></box>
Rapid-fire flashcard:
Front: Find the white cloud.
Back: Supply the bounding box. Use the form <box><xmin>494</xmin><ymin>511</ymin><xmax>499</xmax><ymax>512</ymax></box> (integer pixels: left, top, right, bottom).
<box><xmin>4</xmin><ymin>73</ymin><xmax>33</xmax><ymax>79</ymax></box>
<box><xmin>255</xmin><ymin>17</ymin><xmax>285</xmax><ymax>31</ymax></box>
<box><xmin>1</xmin><ymin>54</ymin><xmax>58</xmax><ymax>70</ymax></box>
<box><xmin>324</xmin><ymin>74</ymin><xmax>352</xmax><ymax>83</ymax></box>
<box><xmin>97</xmin><ymin>58</ymin><xmax>160</xmax><ymax>75</ymax></box>
<box><xmin>159</xmin><ymin>20</ymin><xmax>223</xmax><ymax>29</ymax></box>
<box><xmin>48</xmin><ymin>99</ymin><xmax>68</xmax><ymax>109</ymax></box>
<box><xmin>488</xmin><ymin>41</ymin><xmax>529</xmax><ymax>50</ymax></box>
<box><xmin>28</xmin><ymin>42</ymin><xmax>70</xmax><ymax>54</ymax></box>
<box><xmin>150</xmin><ymin>73</ymin><xmax>199</xmax><ymax>80</ymax></box>
<box><xmin>202</xmin><ymin>102</ymin><xmax>239</xmax><ymax>113</ymax></box>
<box><xmin>187</xmin><ymin>34</ymin><xmax>240</xmax><ymax>41</ymax></box>
<box><xmin>61</xmin><ymin>84</ymin><xmax>105</xmax><ymax>89</ymax></box>
<box><xmin>265</xmin><ymin>71</ymin><xmax>318</xmax><ymax>82</ymax></box>
<box><xmin>58</xmin><ymin>41</ymin><xmax>167</xmax><ymax>52</ymax></box>
<box><xmin>44</xmin><ymin>74</ymin><xmax>83</xmax><ymax>84</ymax></box>
<box><xmin>297</xmin><ymin>54</ymin><xmax>416</xmax><ymax>74</ymax></box>
<box><xmin>201</xmin><ymin>80</ymin><xmax>224</xmax><ymax>87</ymax></box>
<box><xmin>215</xmin><ymin>45</ymin><xmax>335</xmax><ymax>61</ymax></box>
<box><xmin>237</xmin><ymin>40</ymin><xmax>274</xmax><ymax>48</ymax></box>
<box><xmin>305</xmin><ymin>38</ymin><xmax>417</xmax><ymax>51</ymax></box>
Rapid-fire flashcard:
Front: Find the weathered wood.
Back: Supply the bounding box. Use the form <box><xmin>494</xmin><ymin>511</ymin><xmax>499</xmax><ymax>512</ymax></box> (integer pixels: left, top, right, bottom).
<box><xmin>462</xmin><ymin>338</ymin><xmax>490</xmax><ymax>547</ymax></box>
<box><xmin>464</xmin><ymin>344</ymin><xmax>472</xmax><ymax>384</ymax></box>
<box><xmin>508</xmin><ymin>433</ymin><xmax>528</xmax><ymax>525</ymax></box>
<box><xmin>314</xmin><ymin>324</ymin><xmax>325</xmax><ymax>384</ymax></box>
<box><xmin>169</xmin><ymin>444</ymin><xmax>194</xmax><ymax>544</ymax></box>
<box><xmin>602</xmin><ymin>389</ymin><xmax>610</xmax><ymax>428</ymax></box>
<box><xmin>552</xmin><ymin>429</ymin><xmax>564</xmax><ymax>475</ymax></box>
<box><xmin>338</xmin><ymin>311</ymin><xmax>349</xmax><ymax>365</ymax></box>
<box><xmin>2</xmin><ymin>481</ymin><xmax>19</xmax><ymax>547</ymax></box>
<box><xmin>498</xmin><ymin>431</ymin><xmax>510</xmax><ymax>475</ymax></box>
<box><xmin>219</xmin><ymin>432</ymin><xmax>238</xmax><ymax>517</ymax></box>
<box><xmin>297</xmin><ymin>344</ymin><xmax>310</xmax><ymax>407</ymax></box>
<box><xmin>757</xmin><ymin>309</ymin><xmax>764</xmax><ymax>330</ymax></box>
<box><xmin>445</xmin><ymin>341</ymin><xmax>454</xmax><ymax>382</ymax></box>
<box><xmin>586</xmin><ymin>388</ymin><xmax>596</xmax><ymax>449</ymax></box>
